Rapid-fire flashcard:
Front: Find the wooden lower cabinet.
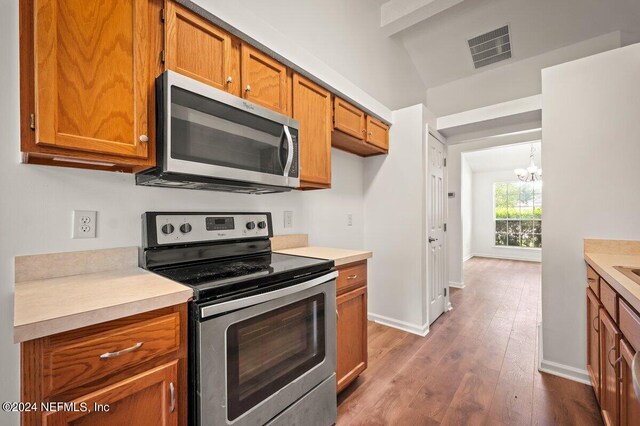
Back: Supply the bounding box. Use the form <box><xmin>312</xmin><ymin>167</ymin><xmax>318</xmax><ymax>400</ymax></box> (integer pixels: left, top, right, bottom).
<box><xmin>42</xmin><ymin>361</ymin><xmax>178</xmax><ymax>426</ymax></box>
<box><xmin>620</xmin><ymin>339</ymin><xmax>640</xmax><ymax>426</ymax></box>
<box><xmin>587</xmin><ymin>288</ymin><xmax>601</xmax><ymax>402</ymax></box>
<box><xmin>599</xmin><ymin>308</ymin><xmax>621</xmax><ymax>426</ymax></box>
<box><xmin>586</xmin><ymin>265</ymin><xmax>640</xmax><ymax>426</ymax></box>
<box><xmin>21</xmin><ymin>305</ymin><xmax>187</xmax><ymax>425</ymax></box>
<box><xmin>336</xmin><ymin>261</ymin><xmax>368</xmax><ymax>393</ymax></box>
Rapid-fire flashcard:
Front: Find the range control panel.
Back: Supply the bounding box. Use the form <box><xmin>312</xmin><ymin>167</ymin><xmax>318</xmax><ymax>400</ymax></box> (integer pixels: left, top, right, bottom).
<box><xmin>149</xmin><ymin>213</ymin><xmax>271</xmax><ymax>246</ymax></box>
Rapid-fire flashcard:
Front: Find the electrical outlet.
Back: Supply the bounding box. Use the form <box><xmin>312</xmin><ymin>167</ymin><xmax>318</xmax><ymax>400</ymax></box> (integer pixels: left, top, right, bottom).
<box><xmin>283</xmin><ymin>211</ymin><xmax>293</xmax><ymax>228</ymax></box>
<box><xmin>347</xmin><ymin>214</ymin><xmax>353</xmax><ymax>226</ymax></box>
<box><xmin>73</xmin><ymin>210</ymin><xmax>97</xmax><ymax>239</ymax></box>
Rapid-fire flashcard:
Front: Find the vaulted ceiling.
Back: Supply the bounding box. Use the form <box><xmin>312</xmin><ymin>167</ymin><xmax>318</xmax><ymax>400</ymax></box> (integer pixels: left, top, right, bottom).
<box><xmin>389</xmin><ymin>0</ymin><xmax>640</xmax><ymax>89</ymax></box>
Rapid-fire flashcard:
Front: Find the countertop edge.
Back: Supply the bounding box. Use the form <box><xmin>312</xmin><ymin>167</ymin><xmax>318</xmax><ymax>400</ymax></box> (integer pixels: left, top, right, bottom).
<box><xmin>14</xmin><ymin>288</ymin><xmax>193</xmax><ymax>343</ymax></box>
<box><xmin>584</xmin><ymin>253</ymin><xmax>640</xmax><ymax>314</ymax></box>
<box><xmin>333</xmin><ymin>253</ymin><xmax>373</xmax><ymax>266</ymax></box>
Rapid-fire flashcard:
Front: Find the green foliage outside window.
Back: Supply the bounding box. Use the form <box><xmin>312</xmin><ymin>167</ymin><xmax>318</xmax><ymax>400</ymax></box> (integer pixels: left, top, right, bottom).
<box><xmin>494</xmin><ymin>181</ymin><xmax>542</xmax><ymax>248</ymax></box>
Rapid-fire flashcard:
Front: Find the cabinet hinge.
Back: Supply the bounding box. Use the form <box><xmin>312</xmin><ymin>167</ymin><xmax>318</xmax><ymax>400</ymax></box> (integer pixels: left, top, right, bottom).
<box><xmin>444</xmin><ymin>288</ymin><xmax>448</xmax><ymax>297</ymax></box>
<box><xmin>444</xmin><ymin>223</ymin><xmax>447</xmax><ymax>232</ymax></box>
<box><xmin>160</xmin><ymin>8</ymin><xmax>165</xmax><ymax>22</ymax></box>
<box><xmin>29</xmin><ymin>113</ymin><xmax>35</xmax><ymax>130</ymax></box>
<box><xmin>160</xmin><ymin>50</ymin><xmax>166</xmax><ymax>63</ymax></box>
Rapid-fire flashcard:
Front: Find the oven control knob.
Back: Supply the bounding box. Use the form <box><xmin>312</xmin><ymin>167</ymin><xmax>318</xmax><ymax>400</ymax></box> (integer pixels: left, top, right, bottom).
<box><xmin>246</xmin><ymin>221</ymin><xmax>256</xmax><ymax>230</ymax></box>
<box><xmin>180</xmin><ymin>223</ymin><xmax>192</xmax><ymax>234</ymax></box>
<box><xmin>161</xmin><ymin>224</ymin><xmax>175</xmax><ymax>235</ymax></box>
<box><xmin>257</xmin><ymin>221</ymin><xmax>267</xmax><ymax>229</ymax></box>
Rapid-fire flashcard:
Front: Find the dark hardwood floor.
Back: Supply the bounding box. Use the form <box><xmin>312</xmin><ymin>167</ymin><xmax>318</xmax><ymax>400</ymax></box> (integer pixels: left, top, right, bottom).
<box><xmin>337</xmin><ymin>257</ymin><xmax>602</xmax><ymax>426</ymax></box>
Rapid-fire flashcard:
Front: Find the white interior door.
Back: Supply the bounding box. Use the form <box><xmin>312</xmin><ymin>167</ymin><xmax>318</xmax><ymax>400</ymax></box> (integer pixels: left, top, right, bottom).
<box><xmin>428</xmin><ymin>133</ymin><xmax>446</xmax><ymax>324</ymax></box>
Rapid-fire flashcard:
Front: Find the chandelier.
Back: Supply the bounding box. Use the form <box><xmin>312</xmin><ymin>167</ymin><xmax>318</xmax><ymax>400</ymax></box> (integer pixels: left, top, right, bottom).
<box><xmin>514</xmin><ymin>144</ymin><xmax>542</xmax><ymax>182</ymax></box>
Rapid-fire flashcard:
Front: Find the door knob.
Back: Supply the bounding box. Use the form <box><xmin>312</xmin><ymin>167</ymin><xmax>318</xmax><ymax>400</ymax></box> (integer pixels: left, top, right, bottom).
<box><xmin>429</xmin><ymin>237</ymin><xmax>438</xmax><ymax>243</ymax></box>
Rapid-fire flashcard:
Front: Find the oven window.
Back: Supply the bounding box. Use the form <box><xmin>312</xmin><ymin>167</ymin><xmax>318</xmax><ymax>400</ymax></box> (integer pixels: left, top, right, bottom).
<box><xmin>226</xmin><ymin>294</ymin><xmax>325</xmax><ymax>421</ymax></box>
<box><xmin>170</xmin><ymin>86</ymin><xmax>298</xmax><ymax>177</ymax></box>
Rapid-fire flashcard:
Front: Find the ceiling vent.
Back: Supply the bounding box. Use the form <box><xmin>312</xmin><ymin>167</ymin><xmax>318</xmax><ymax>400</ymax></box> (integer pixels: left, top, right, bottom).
<box><xmin>468</xmin><ymin>25</ymin><xmax>511</xmax><ymax>69</ymax></box>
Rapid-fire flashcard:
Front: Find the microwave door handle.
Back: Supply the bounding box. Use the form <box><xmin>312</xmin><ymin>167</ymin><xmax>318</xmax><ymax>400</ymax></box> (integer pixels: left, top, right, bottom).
<box><xmin>283</xmin><ymin>126</ymin><xmax>293</xmax><ymax>177</ymax></box>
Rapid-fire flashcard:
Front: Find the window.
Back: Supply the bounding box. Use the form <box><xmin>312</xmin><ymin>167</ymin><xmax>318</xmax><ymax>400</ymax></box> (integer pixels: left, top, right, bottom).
<box><xmin>494</xmin><ymin>181</ymin><xmax>542</xmax><ymax>248</ymax></box>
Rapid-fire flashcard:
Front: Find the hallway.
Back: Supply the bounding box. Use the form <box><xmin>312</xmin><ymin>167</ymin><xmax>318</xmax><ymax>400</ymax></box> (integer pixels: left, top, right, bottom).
<box><xmin>337</xmin><ymin>257</ymin><xmax>602</xmax><ymax>425</ymax></box>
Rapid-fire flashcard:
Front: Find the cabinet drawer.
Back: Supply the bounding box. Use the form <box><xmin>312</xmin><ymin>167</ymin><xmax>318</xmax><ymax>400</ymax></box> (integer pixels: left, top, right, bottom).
<box><xmin>619</xmin><ymin>299</ymin><xmax>640</xmax><ymax>351</ymax></box>
<box><xmin>600</xmin><ymin>279</ymin><xmax>618</xmax><ymax>322</ymax></box>
<box><xmin>44</xmin><ymin>312</ymin><xmax>180</xmax><ymax>396</ymax></box>
<box><xmin>587</xmin><ymin>265</ymin><xmax>600</xmax><ymax>296</ymax></box>
<box><xmin>336</xmin><ymin>261</ymin><xmax>367</xmax><ymax>295</ymax></box>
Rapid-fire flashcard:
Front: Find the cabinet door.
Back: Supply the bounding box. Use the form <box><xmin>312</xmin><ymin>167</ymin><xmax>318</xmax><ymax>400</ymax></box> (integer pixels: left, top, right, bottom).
<box><xmin>165</xmin><ymin>1</ymin><xmax>239</xmax><ymax>94</ymax></box>
<box><xmin>34</xmin><ymin>0</ymin><xmax>150</xmax><ymax>159</ymax></box>
<box><xmin>241</xmin><ymin>44</ymin><xmax>289</xmax><ymax>115</ymax></box>
<box><xmin>292</xmin><ymin>74</ymin><xmax>332</xmax><ymax>188</ymax></box>
<box><xmin>587</xmin><ymin>288</ymin><xmax>601</xmax><ymax>401</ymax></box>
<box><xmin>620</xmin><ymin>339</ymin><xmax>640</xmax><ymax>426</ymax></box>
<box><xmin>43</xmin><ymin>361</ymin><xmax>178</xmax><ymax>426</ymax></box>
<box><xmin>336</xmin><ymin>286</ymin><xmax>367</xmax><ymax>392</ymax></box>
<box><xmin>366</xmin><ymin>116</ymin><xmax>389</xmax><ymax>151</ymax></box>
<box><xmin>333</xmin><ymin>97</ymin><xmax>365</xmax><ymax>140</ymax></box>
<box><xmin>600</xmin><ymin>308</ymin><xmax>621</xmax><ymax>426</ymax></box>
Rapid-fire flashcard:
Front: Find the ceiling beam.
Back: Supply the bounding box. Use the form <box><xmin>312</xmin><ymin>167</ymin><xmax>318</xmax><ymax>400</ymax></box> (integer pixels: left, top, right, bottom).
<box><xmin>380</xmin><ymin>0</ymin><xmax>464</xmax><ymax>37</ymax></box>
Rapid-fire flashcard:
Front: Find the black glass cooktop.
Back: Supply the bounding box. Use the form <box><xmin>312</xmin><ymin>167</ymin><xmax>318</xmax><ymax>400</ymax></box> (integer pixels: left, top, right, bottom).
<box><xmin>152</xmin><ymin>253</ymin><xmax>333</xmax><ymax>302</ymax></box>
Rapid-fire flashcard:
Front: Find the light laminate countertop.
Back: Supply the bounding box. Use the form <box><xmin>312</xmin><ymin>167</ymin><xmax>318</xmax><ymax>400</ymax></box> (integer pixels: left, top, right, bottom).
<box><xmin>274</xmin><ymin>246</ymin><xmax>372</xmax><ymax>266</ymax></box>
<box><xmin>584</xmin><ymin>239</ymin><xmax>640</xmax><ymax>314</ymax></box>
<box><xmin>14</xmin><ymin>247</ymin><xmax>192</xmax><ymax>343</ymax></box>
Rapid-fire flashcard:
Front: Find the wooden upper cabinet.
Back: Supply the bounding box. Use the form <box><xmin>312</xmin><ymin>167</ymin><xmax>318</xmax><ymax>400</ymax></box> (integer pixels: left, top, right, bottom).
<box><xmin>32</xmin><ymin>0</ymin><xmax>152</xmax><ymax>160</ymax></box>
<box><xmin>331</xmin><ymin>97</ymin><xmax>389</xmax><ymax>157</ymax></box>
<box><xmin>599</xmin><ymin>309</ymin><xmax>620</xmax><ymax>426</ymax></box>
<box><xmin>241</xmin><ymin>44</ymin><xmax>290</xmax><ymax>116</ymax></box>
<box><xmin>164</xmin><ymin>1</ymin><xmax>240</xmax><ymax>95</ymax></box>
<box><xmin>366</xmin><ymin>116</ymin><xmax>389</xmax><ymax>151</ymax></box>
<box><xmin>42</xmin><ymin>361</ymin><xmax>179</xmax><ymax>426</ymax></box>
<box><xmin>292</xmin><ymin>74</ymin><xmax>331</xmax><ymax>189</ymax></box>
<box><xmin>333</xmin><ymin>97</ymin><xmax>365</xmax><ymax>140</ymax></box>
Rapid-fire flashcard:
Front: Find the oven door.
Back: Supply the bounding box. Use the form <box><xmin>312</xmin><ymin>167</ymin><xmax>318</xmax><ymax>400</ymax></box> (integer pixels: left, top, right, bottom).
<box><xmin>160</xmin><ymin>71</ymin><xmax>300</xmax><ymax>189</ymax></box>
<box><xmin>196</xmin><ymin>271</ymin><xmax>337</xmax><ymax>426</ymax></box>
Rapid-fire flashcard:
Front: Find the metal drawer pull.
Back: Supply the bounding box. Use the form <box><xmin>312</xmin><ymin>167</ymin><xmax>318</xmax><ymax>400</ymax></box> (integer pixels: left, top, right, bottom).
<box><xmin>632</xmin><ymin>351</ymin><xmax>640</xmax><ymax>400</ymax></box>
<box><xmin>245</xmin><ymin>85</ymin><xmax>251</xmax><ymax>92</ymax></box>
<box><xmin>347</xmin><ymin>274</ymin><xmax>358</xmax><ymax>280</ymax></box>
<box><xmin>99</xmin><ymin>342</ymin><xmax>143</xmax><ymax>359</ymax></box>
<box><xmin>608</xmin><ymin>346</ymin><xmax>622</xmax><ymax>368</ymax></box>
<box><xmin>226</xmin><ymin>76</ymin><xmax>233</xmax><ymax>84</ymax></box>
<box><xmin>169</xmin><ymin>382</ymin><xmax>176</xmax><ymax>413</ymax></box>
<box><xmin>593</xmin><ymin>316</ymin><xmax>599</xmax><ymax>332</ymax></box>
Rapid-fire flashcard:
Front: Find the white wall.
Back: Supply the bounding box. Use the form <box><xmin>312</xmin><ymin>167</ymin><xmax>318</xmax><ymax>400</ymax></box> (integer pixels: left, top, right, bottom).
<box><xmin>470</xmin><ymin>170</ymin><xmax>541</xmax><ymax>262</ymax></box>
<box><xmin>461</xmin><ymin>157</ymin><xmax>472</xmax><ymax>263</ymax></box>
<box><xmin>195</xmin><ymin>0</ymin><xmax>426</xmax><ymax>111</ymax></box>
<box><xmin>427</xmin><ymin>31</ymin><xmax>629</xmax><ymax>116</ymax></box>
<box><xmin>541</xmin><ymin>43</ymin><xmax>640</xmax><ymax>381</ymax></box>
<box><xmin>363</xmin><ymin>104</ymin><xmax>430</xmax><ymax>335</ymax></box>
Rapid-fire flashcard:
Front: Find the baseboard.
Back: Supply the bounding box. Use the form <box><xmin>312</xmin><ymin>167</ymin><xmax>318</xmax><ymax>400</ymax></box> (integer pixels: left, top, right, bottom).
<box><xmin>463</xmin><ymin>254</ymin><xmax>474</xmax><ymax>262</ymax></box>
<box><xmin>539</xmin><ymin>359</ymin><xmax>591</xmax><ymax>385</ymax></box>
<box><xmin>470</xmin><ymin>253</ymin><xmax>541</xmax><ymax>263</ymax></box>
<box><xmin>449</xmin><ymin>281</ymin><xmax>465</xmax><ymax>288</ymax></box>
<box><xmin>367</xmin><ymin>312</ymin><xmax>429</xmax><ymax>337</ymax></box>
<box><xmin>537</xmin><ymin>323</ymin><xmax>591</xmax><ymax>385</ymax></box>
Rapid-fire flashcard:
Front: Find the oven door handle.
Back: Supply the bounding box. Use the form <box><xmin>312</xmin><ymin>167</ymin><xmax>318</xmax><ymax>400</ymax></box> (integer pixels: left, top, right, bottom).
<box><xmin>200</xmin><ymin>270</ymin><xmax>337</xmax><ymax>319</ymax></box>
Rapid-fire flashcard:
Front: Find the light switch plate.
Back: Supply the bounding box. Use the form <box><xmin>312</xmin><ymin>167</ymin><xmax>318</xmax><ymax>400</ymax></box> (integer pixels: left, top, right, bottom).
<box><xmin>73</xmin><ymin>210</ymin><xmax>97</xmax><ymax>238</ymax></box>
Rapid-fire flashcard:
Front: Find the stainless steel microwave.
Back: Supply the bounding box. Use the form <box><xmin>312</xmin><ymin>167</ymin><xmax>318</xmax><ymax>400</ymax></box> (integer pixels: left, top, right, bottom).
<box><xmin>136</xmin><ymin>71</ymin><xmax>300</xmax><ymax>194</ymax></box>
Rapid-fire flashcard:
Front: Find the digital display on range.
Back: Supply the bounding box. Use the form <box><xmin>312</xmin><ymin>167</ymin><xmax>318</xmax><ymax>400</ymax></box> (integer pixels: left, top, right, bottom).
<box><xmin>206</xmin><ymin>217</ymin><xmax>235</xmax><ymax>231</ymax></box>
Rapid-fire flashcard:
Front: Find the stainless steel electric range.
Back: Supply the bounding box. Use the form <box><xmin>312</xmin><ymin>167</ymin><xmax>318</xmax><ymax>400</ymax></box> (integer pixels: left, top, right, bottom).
<box><xmin>140</xmin><ymin>212</ymin><xmax>337</xmax><ymax>426</ymax></box>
